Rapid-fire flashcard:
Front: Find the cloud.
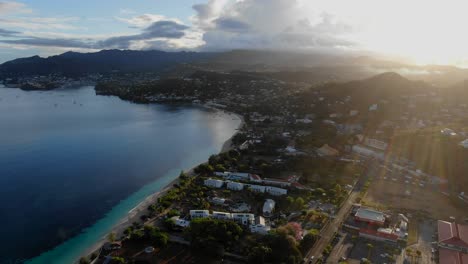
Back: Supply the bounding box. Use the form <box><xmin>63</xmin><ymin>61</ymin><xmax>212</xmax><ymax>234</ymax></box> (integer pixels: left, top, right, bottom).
<box><xmin>214</xmin><ymin>17</ymin><xmax>251</xmax><ymax>32</ymax></box>
<box><xmin>0</xmin><ymin>20</ymin><xmax>190</xmax><ymax>50</ymax></box>
<box><xmin>0</xmin><ymin>28</ymin><xmax>19</xmax><ymax>37</ymax></box>
<box><xmin>0</xmin><ymin>1</ymin><xmax>32</xmax><ymax>15</ymax></box>
<box><xmin>192</xmin><ymin>0</ymin><xmax>356</xmax><ymax>52</ymax></box>
<box><xmin>97</xmin><ymin>20</ymin><xmax>189</xmax><ymax>49</ymax></box>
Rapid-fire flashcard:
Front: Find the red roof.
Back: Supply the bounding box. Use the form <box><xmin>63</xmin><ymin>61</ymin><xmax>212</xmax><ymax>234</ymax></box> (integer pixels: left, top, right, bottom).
<box><xmin>439</xmin><ymin>248</ymin><xmax>468</xmax><ymax>264</ymax></box>
<box><xmin>438</xmin><ymin>220</ymin><xmax>468</xmax><ymax>249</ymax></box>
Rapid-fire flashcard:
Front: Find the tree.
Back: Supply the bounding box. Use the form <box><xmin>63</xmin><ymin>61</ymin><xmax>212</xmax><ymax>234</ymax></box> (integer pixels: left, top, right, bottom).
<box><xmin>79</xmin><ymin>257</ymin><xmax>90</xmax><ymax>264</ymax></box>
<box><xmin>248</xmin><ymin>245</ymin><xmax>272</xmax><ymax>263</ymax></box>
<box><xmin>300</xmin><ymin>230</ymin><xmax>318</xmax><ymax>254</ymax></box>
<box><xmin>111</xmin><ymin>257</ymin><xmax>125</xmax><ymax>264</ymax></box>
<box><xmin>294</xmin><ymin>197</ymin><xmax>305</xmax><ymax>210</ymax></box>
<box><xmin>188</xmin><ymin>218</ymin><xmax>243</xmax><ymax>260</ymax></box>
<box><xmin>107</xmin><ymin>232</ymin><xmax>116</xmax><ymax>242</ymax></box>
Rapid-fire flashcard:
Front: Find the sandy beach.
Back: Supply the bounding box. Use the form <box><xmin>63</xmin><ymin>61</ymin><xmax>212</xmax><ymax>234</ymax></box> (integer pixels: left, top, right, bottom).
<box><xmin>81</xmin><ymin>110</ymin><xmax>244</xmax><ymax>262</ymax></box>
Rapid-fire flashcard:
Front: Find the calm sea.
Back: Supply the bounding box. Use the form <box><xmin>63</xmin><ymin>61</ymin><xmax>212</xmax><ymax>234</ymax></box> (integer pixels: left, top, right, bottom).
<box><xmin>0</xmin><ymin>85</ymin><xmax>240</xmax><ymax>264</ymax></box>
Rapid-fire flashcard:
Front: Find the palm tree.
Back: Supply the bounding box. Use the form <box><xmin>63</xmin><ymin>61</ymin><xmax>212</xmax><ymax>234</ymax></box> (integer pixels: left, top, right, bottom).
<box><xmin>107</xmin><ymin>232</ymin><xmax>116</xmax><ymax>242</ymax></box>
<box><xmin>366</xmin><ymin>243</ymin><xmax>374</xmax><ymax>259</ymax></box>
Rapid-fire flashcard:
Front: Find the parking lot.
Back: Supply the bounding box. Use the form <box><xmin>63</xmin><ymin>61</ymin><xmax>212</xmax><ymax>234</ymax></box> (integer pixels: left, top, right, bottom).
<box><xmin>363</xmin><ymin>165</ymin><xmax>467</xmax><ymax>221</ymax></box>
<box><xmin>348</xmin><ymin>238</ymin><xmax>399</xmax><ymax>263</ymax></box>
<box><xmin>397</xmin><ymin>219</ymin><xmax>437</xmax><ymax>264</ymax></box>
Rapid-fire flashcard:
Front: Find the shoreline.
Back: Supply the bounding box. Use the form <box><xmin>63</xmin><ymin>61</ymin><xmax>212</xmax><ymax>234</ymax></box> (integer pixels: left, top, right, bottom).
<box><xmin>79</xmin><ymin>108</ymin><xmax>244</xmax><ymax>262</ymax></box>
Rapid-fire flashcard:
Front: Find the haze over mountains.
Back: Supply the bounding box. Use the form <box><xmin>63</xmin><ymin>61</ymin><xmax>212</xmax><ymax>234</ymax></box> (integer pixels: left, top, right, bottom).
<box><xmin>2</xmin><ymin>49</ymin><xmax>468</xmax><ymax>87</ymax></box>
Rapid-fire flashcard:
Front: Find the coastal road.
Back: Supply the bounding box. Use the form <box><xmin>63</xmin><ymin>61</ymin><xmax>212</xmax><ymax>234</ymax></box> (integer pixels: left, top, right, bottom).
<box><xmin>304</xmin><ymin>159</ymin><xmax>380</xmax><ymax>263</ymax></box>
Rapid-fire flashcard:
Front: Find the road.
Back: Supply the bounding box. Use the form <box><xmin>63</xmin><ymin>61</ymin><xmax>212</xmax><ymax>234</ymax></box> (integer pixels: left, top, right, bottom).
<box><xmin>304</xmin><ymin>159</ymin><xmax>380</xmax><ymax>263</ymax></box>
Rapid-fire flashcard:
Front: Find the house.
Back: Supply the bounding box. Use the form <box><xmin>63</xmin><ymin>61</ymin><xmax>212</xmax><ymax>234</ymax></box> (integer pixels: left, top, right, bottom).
<box><xmin>232</xmin><ymin>213</ymin><xmax>255</xmax><ymax>225</ymax></box>
<box><xmin>250</xmin><ymin>216</ymin><xmax>271</xmax><ymax>234</ymax></box>
<box><xmin>212</xmin><ymin>211</ymin><xmax>232</xmax><ymax>220</ymax></box>
<box><xmin>227</xmin><ymin>181</ymin><xmax>244</xmax><ymax>191</ymax></box>
<box><xmin>316</xmin><ymin>144</ymin><xmax>340</xmax><ymax>157</ymax></box>
<box><xmin>350</xmin><ymin>110</ymin><xmax>359</xmax><ymax>116</ymax></box>
<box><xmin>266</xmin><ymin>186</ymin><xmax>288</xmax><ymax>196</ymax></box>
<box><xmin>204</xmin><ymin>178</ymin><xmax>224</xmax><ymax>188</ymax></box>
<box><xmin>210</xmin><ymin>197</ymin><xmax>226</xmax><ymax>205</ymax></box>
<box><xmin>438</xmin><ymin>220</ymin><xmax>468</xmax><ymax>264</ymax></box>
<box><xmin>171</xmin><ymin>216</ymin><xmax>191</xmax><ymax>228</ymax></box>
<box><xmin>248</xmin><ymin>185</ymin><xmax>266</xmax><ymax>193</ymax></box>
<box><xmin>190</xmin><ymin>210</ymin><xmax>210</xmax><ymax>219</ymax></box>
<box><xmin>263</xmin><ymin>199</ymin><xmax>276</xmax><ymax>217</ymax></box>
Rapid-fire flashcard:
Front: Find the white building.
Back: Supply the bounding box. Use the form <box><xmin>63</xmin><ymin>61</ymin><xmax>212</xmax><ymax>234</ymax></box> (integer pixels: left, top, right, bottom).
<box><xmin>232</xmin><ymin>213</ymin><xmax>255</xmax><ymax>225</ymax></box>
<box><xmin>369</xmin><ymin>104</ymin><xmax>378</xmax><ymax>111</ymax></box>
<box><xmin>212</xmin><ymin>211</ymin><xmax>232</xmax><ymax>220</ymax></box>
<box><xmin>250</xmin><ymin>216</ymin><xmax>270</xmax><ymax>234</ymax></box>
<box><xmin>171</xmin><ymin>216</ymin><xmax>191</xmax><ymax>228</ymax></box>
<box><xmin>263</xmin><ymin>199</ymin><xmax>276</xmax><ymax>217</ymax></box>
<box><xmin>459</xmin><ymin>139</ymin><xmax>468</xmax><ymax>148</ymax></box>
<box><xmin>227</xmin><ymin>181</ymin><xmax>244</xmax><ymax>191</ymax></box>
<box><xmin>204</xmin><ymin>178</ymin><xmax>224</xmax><ymax>188</ymax></box>
<box><xmin>248</xmin><ymin>185</ymin><xmax>266</xmax><ymax>193</ymax></box>
<box><xmin>190</xmin><ymin>210</ymin><xmax>210</xmax><ymax>219</ymax></box>
<box><xmin>266</xmin><ymin>186</ymin><xmax>288</xmax><ymax>196</ymax></box>
<box><xmin>215</xmin><ymin>171</ymin><xmax>250</xmax><ymax>181</ymax></box>
<box><xmin>210</xmin><ymin>197</ymin><xmax>226</xmax><ymax>205</ymax></box>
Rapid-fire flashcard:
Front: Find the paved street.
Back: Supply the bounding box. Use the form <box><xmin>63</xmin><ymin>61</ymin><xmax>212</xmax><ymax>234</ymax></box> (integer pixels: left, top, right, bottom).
<box><xmin>304</xmin><ymin>159</ymin><xmax>380</xmax><ymax>263</ymax></box>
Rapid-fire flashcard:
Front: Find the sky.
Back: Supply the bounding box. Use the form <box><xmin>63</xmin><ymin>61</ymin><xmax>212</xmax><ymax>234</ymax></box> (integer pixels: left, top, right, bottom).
<box><xmin>1</xmin><ymin>0</ymin><xmax>468</xmax><ymax>66</ymax></box>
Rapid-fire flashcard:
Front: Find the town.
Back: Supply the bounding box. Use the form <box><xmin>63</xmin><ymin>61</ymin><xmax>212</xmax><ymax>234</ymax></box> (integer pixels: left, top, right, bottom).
<box><xmin>66</xmin><ymin>69</ymin><xmax>468</xmax><ymax>264</ymax></box>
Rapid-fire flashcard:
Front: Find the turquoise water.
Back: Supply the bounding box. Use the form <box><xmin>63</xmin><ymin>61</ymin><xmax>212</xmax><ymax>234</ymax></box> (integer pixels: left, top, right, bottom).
<box><xmin>0</xmin><ymin>86</ymin><xmax>241</xmax><ymax>264</ymax></box>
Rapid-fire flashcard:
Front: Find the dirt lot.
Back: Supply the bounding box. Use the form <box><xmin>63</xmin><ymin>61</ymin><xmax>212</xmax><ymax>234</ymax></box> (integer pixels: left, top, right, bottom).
<box><xmin>364</xmin><ymin>170</ymin><xmax>468</xmax><ymax>221</ymax></box>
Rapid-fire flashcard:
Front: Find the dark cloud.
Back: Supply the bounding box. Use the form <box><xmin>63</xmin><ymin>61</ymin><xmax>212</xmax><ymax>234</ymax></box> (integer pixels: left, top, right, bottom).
<box><xmin>0</xmin><ymin>20</ymin><xmax>188</xmax><ymax>49</ymax></box>
<box><xmin>97</xmin><ymin>20</ymin><xmax>188</xmax><ymax>49</ymax></box>
<box><xmin>0</xmin><ymin>28</ymin><xmax>20</xmax><ymax>37</ymax></box>
<box><xmin>214</xmin><ymin>18</ymin><xmax>251</xmax><ymax>32</ymax></box>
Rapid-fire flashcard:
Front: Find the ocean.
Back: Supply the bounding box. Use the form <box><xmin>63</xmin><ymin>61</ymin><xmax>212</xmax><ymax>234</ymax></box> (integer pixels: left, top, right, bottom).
<box><xmin>0</xmin><ymin>85</ymin><xmax>241</xmax><ymax>264</ymax></box>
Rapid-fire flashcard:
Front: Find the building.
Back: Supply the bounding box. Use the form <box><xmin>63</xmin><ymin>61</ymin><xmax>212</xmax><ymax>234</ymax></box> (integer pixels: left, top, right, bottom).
<box><xmin>438</xmin><ymin>220</ymin><xmax>468</xmax><ymax>264</ymax></box>
<box><xmin>369</xmin><ymin>104</ymin><xmax>378</xmax><ymax>111</ymax></box>
<box><xmin>190</xmin><ymin>210</ymin><xmax>210</xmax><ymax>219</ymax></box>
<box><xmin>438</xmin><ymin>220</ymin><xmax>468</xmax><ymax>252</ymax></box>
<box><xmin>226</xmin><ymin>181</ymin><xmax>244</xmax><ymax>191</ymax></box>
<box><xmin>232</xmin><ymin>213</ymin><xmax>255</xmax><ymax>225</ymax></box>
<box><xmin>210</xmin><ymin>197</ymin><xmax>226</xmax><ymax>205</ymax></box>
<box><xmin>263</xmin><ymin>199</ymin><xmax>276</xmax><ymax>217</ymax></box>
<box><xmin>250</xmin><ymin>216</ymin><xmax>271</xmax><ymax>234</ymax></box>
<box><xmin>248</xmin><ymin>184</ymin><xmax>266</xmax><ymax>193</ymax></box>
<box><xmin>171</xmin><ymin>216</ymin><xmax>191</xmax><ymax>228</ymax></box>
<box><xmin>363</xmin><ymin>138</ymin><xmax>388</xmax><ymax>151</ymax></box>
<box><xmin>355</xmin><ymin>208</ymin><xmax>386</xmax><ymax>226</ymax></box>
<box><xmin>316</xmin><ymin>144</ymin><xmax>340</xmax><ymax>157</ymax></box>
<box><xmin>204</xmin><ymin>178</ymin><xmax>224</xmax><ymax>188</ymax></box>
<box><xmin>352</xmin><ymin>145</ymin><xmax>385</xmax><ymax>160</ymax></box>
<box><xmin>262</xmin><ymin>178</ymin><xmax>291</xmax><ymax>187</ymax></box>
<box><xmin>215</xmin><ymin>171</ymin><xmax>262</xmax><ymax>182</ymax></box>
<box><xmin>266</xmin><ymin>186</ymin><xmax>288</xmax><ymax>196</ymax></box>
<box><xmin>359</xmin><ymin>227</ymin><xmax>399</xmax><ymax>243</ymax></box>
<box><xmin>459</xmin><ymin>139</ymin><xmax>468</xmax><ymax>149</ymax></box>
<box><xmin>441</xmin><ymin>128</ymin><xmax>457</xmax><ymax>136</ymax></box>
<box><xmin>212</xmin><ymin>211</ymin><xmax>232</xmax><ymax>220</ymax></box>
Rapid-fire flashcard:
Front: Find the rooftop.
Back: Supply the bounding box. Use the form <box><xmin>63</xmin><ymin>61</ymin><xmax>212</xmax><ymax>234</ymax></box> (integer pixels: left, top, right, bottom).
<box><xmin>438</xmin><ymin>220</ymin><xmax>468</xmax><ymax>248</ymax></box>
<box><xmin>439</xmin><ymin>248</ymin><xmax>468</xmax><ymax>264</ymax></box>
<box><xmin>355</xmin><ymin>208</ymin><xmax>386</xmax><ymax>223</ymax></box>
